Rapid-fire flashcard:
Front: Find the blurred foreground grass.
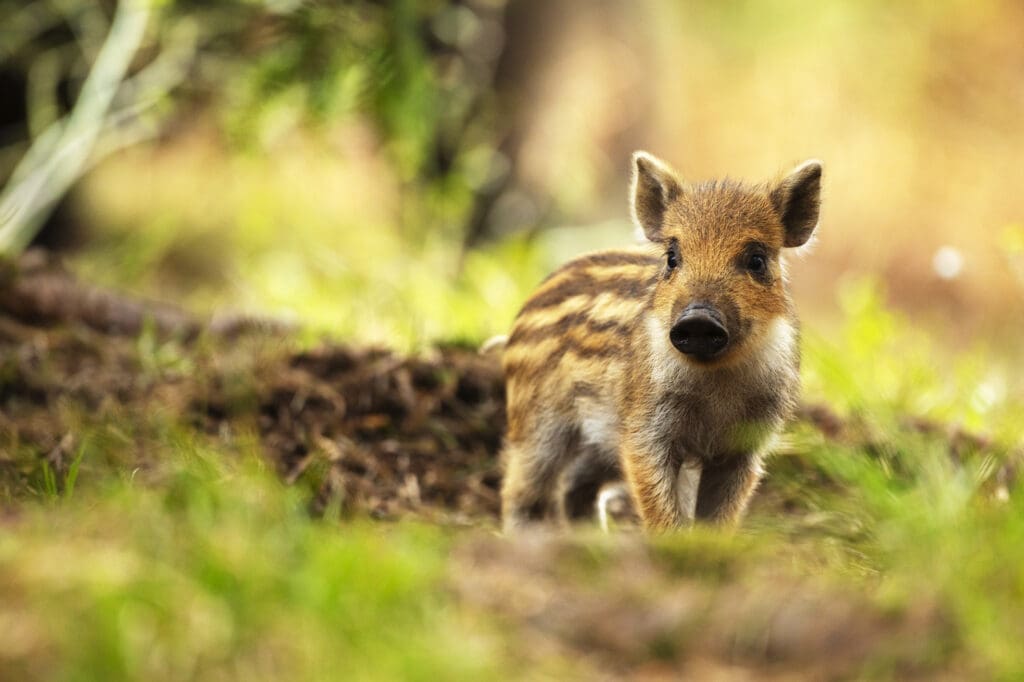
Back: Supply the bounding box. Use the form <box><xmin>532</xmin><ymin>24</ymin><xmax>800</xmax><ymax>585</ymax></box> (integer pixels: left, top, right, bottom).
<box><xmin>2</xmin><ymin>275</ymin><xmax>1024</xmax><ymax>680</ymax></box>
<box><xmin>0</xmin><ymin>451</ymin><xmax>514</xmax><ymax>682</ymax></box>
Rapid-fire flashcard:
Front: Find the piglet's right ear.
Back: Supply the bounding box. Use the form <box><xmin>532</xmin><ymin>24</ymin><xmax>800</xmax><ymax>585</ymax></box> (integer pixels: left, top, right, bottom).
<box><xmin>631</xmin><ymin>151</ymin><xmax>681</xmax><ymax>242</ymax></box>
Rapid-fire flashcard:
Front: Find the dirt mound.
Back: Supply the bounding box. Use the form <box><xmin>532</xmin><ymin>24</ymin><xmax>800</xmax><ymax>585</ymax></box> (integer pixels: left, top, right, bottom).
<box><xmin>199</xmin><ymin>344</ymin><xmax>506</xmax><ymax>521</ymax></box>
<box><xmin>0</xmin><ymin>251</ymin><xmax>506</xmax><ymax>520</ymax></box>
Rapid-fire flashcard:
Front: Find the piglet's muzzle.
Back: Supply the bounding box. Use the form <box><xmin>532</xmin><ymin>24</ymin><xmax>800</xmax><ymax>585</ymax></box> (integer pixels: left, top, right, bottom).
<box><xmin>670</xmin><ymin>304</ymin><xmax>729</xmax><ymax>360</ymax></box>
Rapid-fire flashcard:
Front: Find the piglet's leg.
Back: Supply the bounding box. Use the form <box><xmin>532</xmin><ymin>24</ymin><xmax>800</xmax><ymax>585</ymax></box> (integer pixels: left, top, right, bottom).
<box><xmin>560</xmin><ymin>445</ymin><xmax>621</xmax><ymax>522</ymax></box>
<box><xmin>694</xmin><ymin>453</ymin><xmax>764</xmax><ymax>525</ymax></box>
<box><xmin>500</xmin><ymin>423</ymin><xmax>577</xmax><ymax>532</ymax></box>
<box><xmin>619</xmin><ymin>440</ymin><xmax>687</xmax><ymax>531</ymax></box>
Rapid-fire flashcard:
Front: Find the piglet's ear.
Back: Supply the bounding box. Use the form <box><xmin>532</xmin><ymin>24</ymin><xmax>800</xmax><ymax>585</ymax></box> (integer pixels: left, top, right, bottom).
<box><xmin>771</xmin><ymin>159</ymin><xmax>822</xmax><ymax>248</ymax></box>
<box><xmin>630</xmin><ymin>151</ymin><xmax>682</xmax><ymax>242</ymax></box>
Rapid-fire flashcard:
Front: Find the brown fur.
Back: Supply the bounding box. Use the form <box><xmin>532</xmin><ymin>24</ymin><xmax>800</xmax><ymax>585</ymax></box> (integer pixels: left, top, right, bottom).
<box><xmin>500</xmin><ymin>152</ymin><xmax>822</xmax><ymax>532</ymax></box>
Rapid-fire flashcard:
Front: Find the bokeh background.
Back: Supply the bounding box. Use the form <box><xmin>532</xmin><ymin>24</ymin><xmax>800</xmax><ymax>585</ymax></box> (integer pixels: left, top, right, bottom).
<box><xmin>7</xmin><ymin>4</ymin><xmax>1024</xmax><ymax>680</ymax></box>
<box><xmin>3</xmin><ymin>0</ymin><xmax>1023</xmax><ymax>351</ymax></box>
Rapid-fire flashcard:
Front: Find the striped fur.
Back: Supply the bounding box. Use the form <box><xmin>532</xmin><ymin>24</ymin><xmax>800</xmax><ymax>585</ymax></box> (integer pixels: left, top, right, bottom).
<box><xmin>500</xmin><ymin>152</ymin><xmax>821</xmax><ymax>532</ymax></box>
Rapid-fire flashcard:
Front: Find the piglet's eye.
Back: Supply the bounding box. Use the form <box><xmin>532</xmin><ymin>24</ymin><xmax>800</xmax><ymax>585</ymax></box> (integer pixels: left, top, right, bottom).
<box><xmin>666</xmin><ymin>249</ymin><xmax>679</xmax><ymax>270</ymax></box>
<box><xmin>746</xmin><ymin>253</ymin><xmax>767</xmax><ymax>275</ymax></box>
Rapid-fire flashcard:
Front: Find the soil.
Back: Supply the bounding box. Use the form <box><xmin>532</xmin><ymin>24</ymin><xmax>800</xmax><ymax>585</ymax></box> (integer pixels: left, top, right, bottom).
<box><xmin>0</xmin><ymin>250</ymin><xmax>505</xmax><ymax>520</ymax></box>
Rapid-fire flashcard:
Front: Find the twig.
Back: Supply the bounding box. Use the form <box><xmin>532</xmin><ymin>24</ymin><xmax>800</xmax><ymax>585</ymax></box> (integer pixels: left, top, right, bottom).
<box><xmin>0</xmin><ymin>0</ymin><xmax>151</xmax><ymax>256</ymax></box>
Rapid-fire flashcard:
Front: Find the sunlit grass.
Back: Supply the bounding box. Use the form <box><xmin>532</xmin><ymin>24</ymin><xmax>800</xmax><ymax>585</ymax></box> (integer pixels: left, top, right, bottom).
<box><xmin>0</xmin><ymin>441</ymin><xmax>514</xmax><ymax>682</ymax></box>
<box><xmin>73</xmin><ymin>132</ymin><xmax>559</xmax><ymax>351</ymax></box>
<box><xmin>802</xmin><ymin>277</ymin><xmax>1024</xmax><ymax>434</ymax></box>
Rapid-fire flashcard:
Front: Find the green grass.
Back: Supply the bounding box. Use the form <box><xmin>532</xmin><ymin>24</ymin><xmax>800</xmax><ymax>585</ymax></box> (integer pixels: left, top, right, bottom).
<box><xmin>2</xmin><ymin>276</ymin><xmax>1023</xmax><ymax>680</ymax></box>
<box><xmin>73</xmin><ymin>144</ymin><xmax>561</xmax><ymax>352</ymax></box>
<box><xmin>0</xmin><ymin>444</ymin><xmax>516</xmax><ymax>682</ymax></box>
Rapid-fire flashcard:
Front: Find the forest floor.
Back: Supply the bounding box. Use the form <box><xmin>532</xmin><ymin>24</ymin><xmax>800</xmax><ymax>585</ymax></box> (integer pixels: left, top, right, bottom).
<box><xmin>1</xmin><ymin>251</ymin><xmax>507</xmax><ymax>522</ymax></box>
<box><xmin>2</xmin><ymin>250</ymin><xmax>1023</xmax><ymax>680</ymax></box>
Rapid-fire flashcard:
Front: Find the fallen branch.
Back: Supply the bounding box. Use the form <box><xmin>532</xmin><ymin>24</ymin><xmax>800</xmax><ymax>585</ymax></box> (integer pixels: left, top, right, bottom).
<box><xmin>0</xmin><ymin>249</ymin><xmax>197</xmax><ymax>338</ymax></box>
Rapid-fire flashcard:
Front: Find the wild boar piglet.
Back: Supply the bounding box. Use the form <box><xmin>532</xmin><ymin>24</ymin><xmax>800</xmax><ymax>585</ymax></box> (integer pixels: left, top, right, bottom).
<box><xmin>500</xmin><ymin>151</ymin><xmax>822</xmax><ymax>532</ymax></box>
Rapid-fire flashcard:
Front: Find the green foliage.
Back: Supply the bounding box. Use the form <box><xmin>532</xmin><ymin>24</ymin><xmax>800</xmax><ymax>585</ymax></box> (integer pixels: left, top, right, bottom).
<box><xmin>76</xmin><ymin>156</ymin><xmax>554</xmax><ymax>350</ymax></box>
<box><xmin>803</xmin><ymin>278</ymin><xmax>1021</xmax><ymax>436</ymax></box>
<box><xmin>0</xmin><ymin>442</ymin><xmax>508</xmax><ymax>682</ymax></box>
<box><xmin>2</xmin><ymin>0</ymin><xmax>507</xmax><ymax>255</ymax></box>
<box><xmin>196</xmin><ymin>0</ymin><xmax>504</xmax><ymax>238</ymax></box>
<box><xmin>781</xmin><ymin>429</ymin><xmax>1024</xmax><ymax>677</ymax></box>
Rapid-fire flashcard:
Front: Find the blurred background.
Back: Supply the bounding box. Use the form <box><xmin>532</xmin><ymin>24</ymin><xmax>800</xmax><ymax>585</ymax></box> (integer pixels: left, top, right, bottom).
<box><xmin>3</xmin><ymin>0</ymin><xmax>1023</xmax><ymax>350</ymax></box>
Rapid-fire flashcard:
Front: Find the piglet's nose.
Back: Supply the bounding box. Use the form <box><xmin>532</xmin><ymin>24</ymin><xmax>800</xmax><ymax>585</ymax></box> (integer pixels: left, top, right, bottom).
<box><xmin>670</xmin><ymin>306</ymin><xmax>729</xmax><ymax>360</ymax></box>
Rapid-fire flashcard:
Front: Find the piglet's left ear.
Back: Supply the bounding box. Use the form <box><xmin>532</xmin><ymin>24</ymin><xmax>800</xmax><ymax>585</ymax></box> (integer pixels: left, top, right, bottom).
<box><xmin>771</xmin><ymin>160</ymin><xmax>822</xmax><ymax>248</ymax></box>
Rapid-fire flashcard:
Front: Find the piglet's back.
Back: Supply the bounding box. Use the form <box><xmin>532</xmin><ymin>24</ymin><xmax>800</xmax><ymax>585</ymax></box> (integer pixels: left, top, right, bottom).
<box><xmin>503</xmin><ymin>246</ymin><xmax>661</xmax><ymax>381</ymax></box>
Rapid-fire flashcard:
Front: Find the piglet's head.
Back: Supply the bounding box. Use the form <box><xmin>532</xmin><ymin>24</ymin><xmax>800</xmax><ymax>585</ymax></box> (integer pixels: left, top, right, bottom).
<box><xmin>630</xmin><ymin>151</ymin><xmax>822</xmax><ymax>365</ymax></box>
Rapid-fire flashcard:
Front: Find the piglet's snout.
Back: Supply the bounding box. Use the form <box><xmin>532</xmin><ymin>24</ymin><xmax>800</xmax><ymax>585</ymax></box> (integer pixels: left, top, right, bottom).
<box><xmin>670</xmin><ymin>305</ymin><xmax>729</xmax><ymax>360</ymax></box>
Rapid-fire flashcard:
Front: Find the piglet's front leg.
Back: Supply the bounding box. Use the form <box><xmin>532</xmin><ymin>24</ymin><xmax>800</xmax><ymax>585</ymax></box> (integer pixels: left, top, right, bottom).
<box><xmin>694</xmin><ymin>453</ymin><xmax>764</xmax><ymax>525</ymax></box>
<box><xmin>619</xmin><ymin>438</ymin><xmax>688</xmax><ymax>532</ymax></box>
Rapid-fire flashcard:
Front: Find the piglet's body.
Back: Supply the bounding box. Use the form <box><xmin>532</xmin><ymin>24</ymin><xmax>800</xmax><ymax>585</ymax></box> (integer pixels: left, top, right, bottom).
<box><xmin>500</xmin><ymin>152</ymin><xmax>822</xmax><ymax>532</ymax></box>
